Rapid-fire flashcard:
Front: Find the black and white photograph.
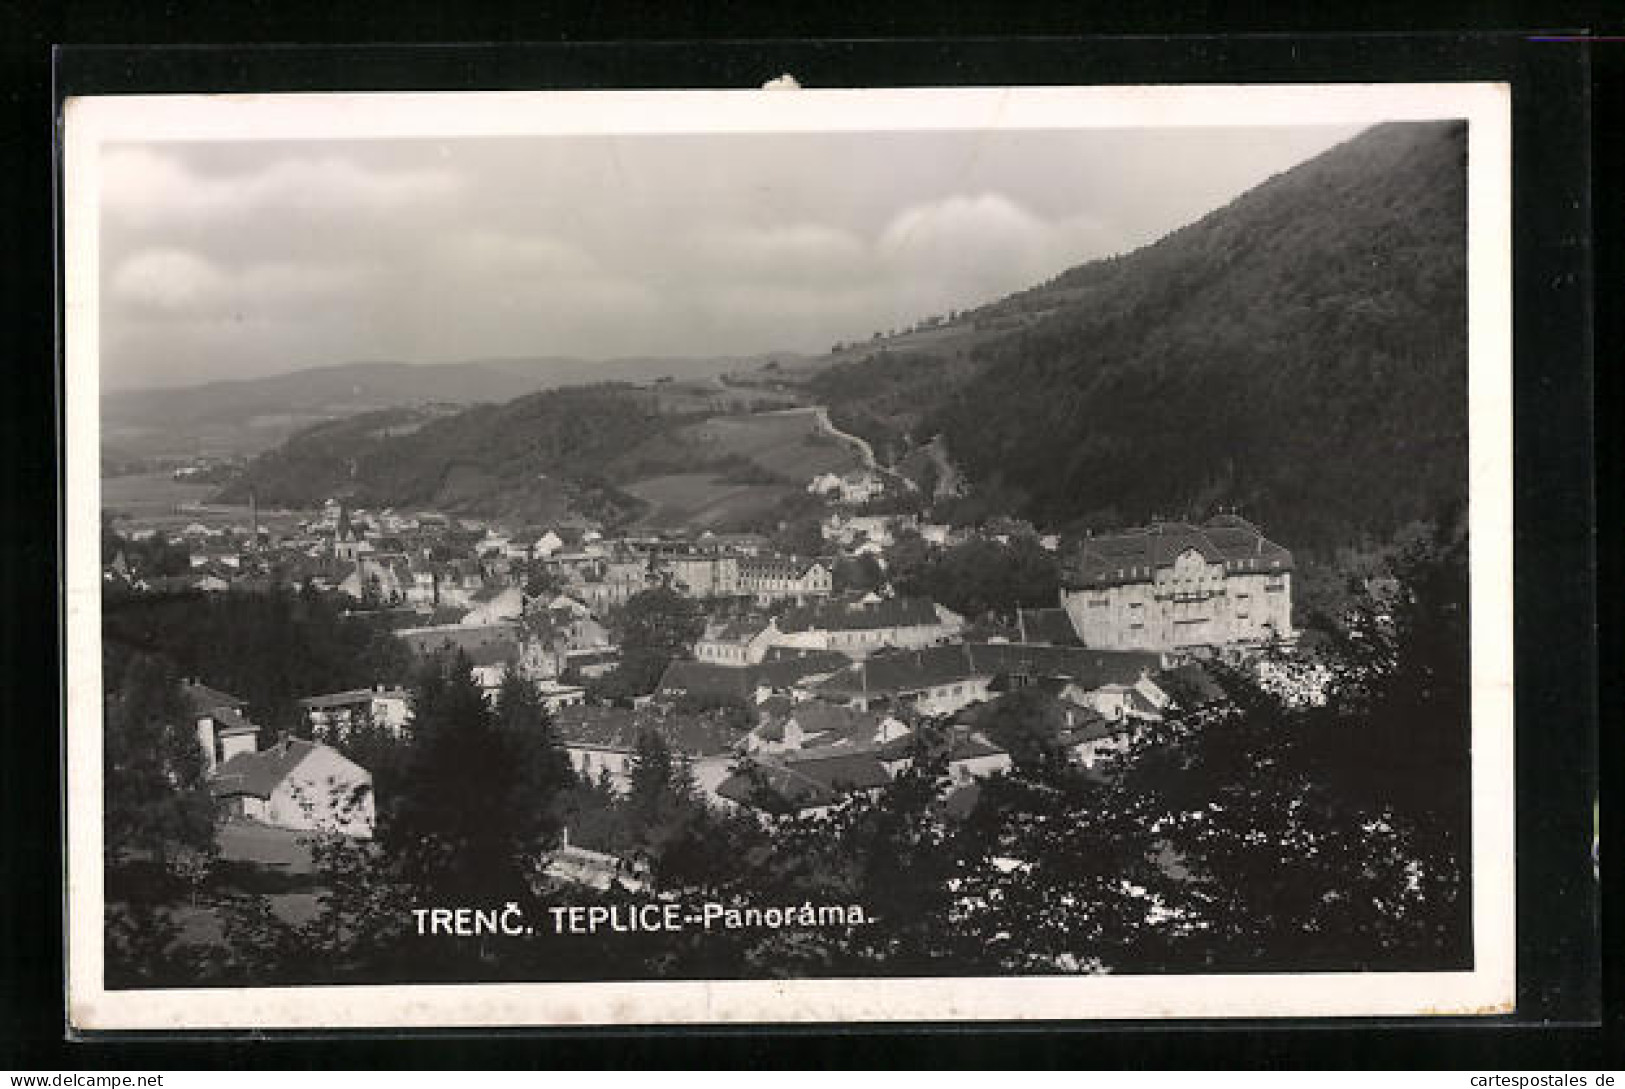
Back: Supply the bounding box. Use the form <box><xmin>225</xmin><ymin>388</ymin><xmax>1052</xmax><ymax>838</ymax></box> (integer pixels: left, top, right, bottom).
<box><xmin>61</xmin><ymin>84</ymin><xmax>1515</xmax><ymax>1028</ymax></box>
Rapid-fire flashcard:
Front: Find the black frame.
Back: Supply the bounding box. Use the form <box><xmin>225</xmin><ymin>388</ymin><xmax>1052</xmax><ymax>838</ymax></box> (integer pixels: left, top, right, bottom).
<box><xmin>10</xmin><ymin>30</ymin><xmax>1601</xmax><ymax>1067</ymax></box>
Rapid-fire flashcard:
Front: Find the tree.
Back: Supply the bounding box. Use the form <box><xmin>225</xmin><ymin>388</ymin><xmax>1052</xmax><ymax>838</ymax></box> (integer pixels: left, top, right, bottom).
<box><xmin>893</xmin><ymin>536</ymin><xmax>1060</xmax><ymax>621</ymax></box>
<box><xmin>968</xmin><ymin>689</ymin><xmax>1071</xmax><ymax>777</ymax></box>
<box><xmin>387</xmin><ymin>653</ymin><xmax>570</xmax><ymax>905</ymax></box>
<box><xmin>1099</xmin><ymin>518</ymin><xmax>1473</xmax><ymax>971</ymax></box>
<box><xmin>608</xmin><ymin>587</ymin><xmax>704</xmax><ymax>697</ymax></box>
<box><xmin>103</xmin><ymin>652</ymin><xmax>215</xmax><ymax>867</ymax></box>
<box><xmin>833</xmin><ymin>555</ymin><xmax>885</xmax><ymax>595</ymax></box>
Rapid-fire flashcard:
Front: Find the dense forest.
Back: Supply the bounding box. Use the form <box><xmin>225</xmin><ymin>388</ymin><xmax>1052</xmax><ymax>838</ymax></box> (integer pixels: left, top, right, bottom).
<box><xmin>921</xmin><ymin>122</ymin><xmax>1468</xmax><ymax>552</ymax></box>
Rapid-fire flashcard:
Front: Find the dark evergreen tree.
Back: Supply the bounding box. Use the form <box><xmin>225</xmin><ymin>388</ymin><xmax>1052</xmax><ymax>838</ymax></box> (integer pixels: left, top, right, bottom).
<box><xmin>103</xmin><ymin>652</ymin><xmax>215</xmax><ymax>866</ymax></box>
<box><xmin>388</xmin><ymin>653</ymin><xmax>569</xmax><ymax>905</ymax></box>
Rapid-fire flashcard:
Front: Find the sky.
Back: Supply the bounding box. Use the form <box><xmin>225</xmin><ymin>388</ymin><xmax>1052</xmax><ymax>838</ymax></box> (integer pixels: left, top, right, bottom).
<box><xmin>99</xmin><ymin>124</ymin><xmax>1366</xmax><ymax>390</ymax></box>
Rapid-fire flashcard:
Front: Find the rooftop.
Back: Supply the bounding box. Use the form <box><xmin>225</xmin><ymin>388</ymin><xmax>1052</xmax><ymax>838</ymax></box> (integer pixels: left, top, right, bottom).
<box><xmin>1065</xmin><ymin>516</ymin><xmax>1293</xmax><ymax>588</ymax></box>
<box><xmin>776</xmin><ymin>595</ymin><xmax>944</xmax><ymax>634</ymax></box>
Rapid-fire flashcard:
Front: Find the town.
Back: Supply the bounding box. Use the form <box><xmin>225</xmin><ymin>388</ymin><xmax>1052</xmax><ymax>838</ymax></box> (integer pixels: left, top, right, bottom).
<box><xmin>103</xmin><ymin>457</ymin><xmax>1302</xmax><ymax>867</ymax></box>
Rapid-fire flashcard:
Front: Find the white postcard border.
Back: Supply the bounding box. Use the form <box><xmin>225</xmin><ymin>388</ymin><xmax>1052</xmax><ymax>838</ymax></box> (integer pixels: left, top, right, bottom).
<box><xmin>62</xmin><ymin>82</ymin><xmax>1514</xmax><ymax>1030</ymax></box>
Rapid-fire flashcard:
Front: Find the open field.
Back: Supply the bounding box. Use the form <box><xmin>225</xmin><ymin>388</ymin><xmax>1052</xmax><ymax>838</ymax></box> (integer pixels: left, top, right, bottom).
<box><xmin>622</xmin><ymin>473</ymin><xmax>796</xmax><ymax>530</ymax></box>
<box><xmin>671</xmin><ymin>408</ymin><xmax>863</xmax><ymax>479</ymax></box>
<box><xmin>101</xmin><ymin>472</ymin><xmax>311</xmax><ymax>534</ymax></box>
<box><xmin>218</xmin><ymin>820</ymin><xmax>317</xmax><ymax>873</ymax></box>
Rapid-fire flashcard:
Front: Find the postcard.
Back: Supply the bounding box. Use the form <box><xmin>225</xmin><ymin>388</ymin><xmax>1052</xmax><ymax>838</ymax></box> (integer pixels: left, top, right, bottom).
<box><xmin>62</xmin><ymin>82</ymin><xmax>1514</xmax><ymax>1029</ymax></box>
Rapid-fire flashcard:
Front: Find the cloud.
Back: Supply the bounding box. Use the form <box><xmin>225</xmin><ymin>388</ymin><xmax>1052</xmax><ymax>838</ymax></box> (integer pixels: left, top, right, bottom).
<box><xmin>685</xmin><ymin>222</ymin><xmax>870</xmax><ymax>284</ymax></box>
<box><xmin>438</xmin><ymin>230</ymin><xmax>603</xmax><ymax>280</ymax></box>
<box><xmin>101</xmin><ymin>146</ymin><xmax>462</xmax><ymax>228</ymax></box>
<box><xmin>110</xmin><ymin>246</ymin><xmax>378</xmax><ymax>316</ymax></box>
<box><xmin>109</xmin><ymin>248</ymin><xmax>223</xmax><ymax>311</ymax></box>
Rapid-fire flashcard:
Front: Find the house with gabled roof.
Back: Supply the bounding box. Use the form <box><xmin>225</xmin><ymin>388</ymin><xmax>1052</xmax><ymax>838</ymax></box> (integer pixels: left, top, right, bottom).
<box><xmin>692</xmin><ymin>616</ymin><xmax>776</xmax><ymax>667</ymax></box>
<box><xmin>180</xmin><ymin>679</ymin><xmax>260</xmax><ymax>773</ymax></box>
<box><xmin>211</xmin><ymin>736</ymin><xmax>374</xmax><ymax>838</ymax></box>
<box><xmin>744</xmin><ymin>701</ymin><xmax>910</xmax><ymax>756</ymax></box>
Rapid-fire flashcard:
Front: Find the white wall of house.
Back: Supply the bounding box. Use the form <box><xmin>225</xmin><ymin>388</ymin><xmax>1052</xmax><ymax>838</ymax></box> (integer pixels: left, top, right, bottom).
<box><xmin>218</xmin><ymin>731</ymin><xmax>257</xmax><ymax>764</ymax></box>
<box><xmin>948</xmin><ymin>750</ymin><xmax>1013</xmax><ymax>784</ymax></box>
<box><xmin>195</xmin><ymin>718</ymin><xmax>218</xmax><ymax>773</ymax></box>
<box><xmin>264</xmin><ymin>747</ymin><xmax>375</xmax><ymax>838</ymax></box>
<box><xmin>909</xmin><ymin>675</ymin><xmax>993</xmax><ymax>717</ymax></box>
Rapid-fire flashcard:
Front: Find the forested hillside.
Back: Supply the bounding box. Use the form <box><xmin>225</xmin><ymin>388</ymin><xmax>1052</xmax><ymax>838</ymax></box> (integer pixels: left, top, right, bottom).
<box><xmin>922</xmin><ymin>121</ymin><xmax>1468</xmax><ymax>551</ymax></box>
<box><xmin>217</xmin><ymin>385</ymin><xmax>691</xmax><ymax>523</ymax></box>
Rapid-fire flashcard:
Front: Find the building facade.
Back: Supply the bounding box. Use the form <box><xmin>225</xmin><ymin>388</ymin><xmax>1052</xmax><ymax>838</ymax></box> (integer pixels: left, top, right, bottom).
<box><xmin>1059</xmin><ymin>515</ymin><xmax>1294</xmax><ymax>653</ymax></box>
<box><xmin>736</xmin><ymin>556</ymin><xmax>833</xmax><ymax>606</ymax></box>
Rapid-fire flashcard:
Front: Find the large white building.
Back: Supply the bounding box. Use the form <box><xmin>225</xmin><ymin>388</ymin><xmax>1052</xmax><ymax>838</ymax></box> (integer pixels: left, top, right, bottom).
<box><xmin>1059</xmin><ymin>515</ymin><xmax>1294</xmax><ymax>653</ymax></box>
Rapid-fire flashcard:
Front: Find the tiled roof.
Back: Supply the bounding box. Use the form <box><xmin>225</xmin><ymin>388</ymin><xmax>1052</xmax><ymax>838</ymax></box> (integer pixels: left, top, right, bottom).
<box><xmin>968</xmin><ymin>643</ymin><xmax>1161</xmax><ymax>688</ymax></box>
<box><xmin>1058</xmin><ymin>710</ymin><xmax>1132</xmax><ymax>746</ymax></box>
<box><xmin>1015</xmin><ymin>607</ymin><xmax>1082</xmax><ymax>646</ymax></box>
<box><xmin>1065</xmin><ymin>516</ymin><xmax>1293</xmax><ymax>588</ymax></box>
<box><xmin>656</xmin><ymin>660</ymin><xmax>756</xmax><ymax>701</ymax></box>
<box><xmin>749</xmin><ymin>650</ymin><xmax>852</xmax><ymax>691</ymax></box>
<box><xmin>211</xmin><ymin>738</ymin><xmax>319</xmax><ymax>800</ymax></box>
<box><xmin>297</xmin><ymin>687</ymin><xmax>411</xmax><ymax>710</ymax></box>
<box><xmin>656</xmin><ymin>652</ymin><xmax>851</xmax><ymax>700</ymax></box>
<box><xmin>210</xmin><ymin>705</ymin><xmax>258</xmax><ymax>736</ymax></box>
<box><xmin>812</xmin><ymin>645</ymin><xmax>983</xmax><ymax>699</ymax></box>
<box><xmin>875</xmin><ymin>726</ymin><xmax>1007</xmax><ymax>764</ymax></box>
<box><xmin>703</xmin><ymin>618</ymin><xmax>769</xmax><ymax>643</ymax></box>
<box><xmin>180</xmin><ymin>681</ymin><xmax>248</xmax><ymax>716</ymax></box>
<box><xmin>716</xmin><ymin>750</ymin><xmax>891</xmax><ymax>812</ymax></box>
<box><xmin>754</xmin><ymin>702</ymin><xmax>889</xmax><ymax>747</ymax></box>
<box><xmin>553</xmin><ymin>705</ymin><xmax>743</xmax><ymax>758</ymax></box>
<box><xmin>812</xmin><ymin>643</ymin><xmax>1162</xmax><ymax>700</ymax></box>
<box><xmin>776</xmin><ymin>595</ymin><xmax>943</xmax><ymax>634</ymax></box>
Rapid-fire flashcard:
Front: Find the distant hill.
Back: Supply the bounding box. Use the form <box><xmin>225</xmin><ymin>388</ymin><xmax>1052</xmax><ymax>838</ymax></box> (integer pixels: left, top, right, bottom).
<box><xmin>773</xmin><ymin>122</ymin><xmax>1468</xmax><ymax>553</ymax></box>
<box><xmin>215</xmin><ymin>385</ymin><xmax>677</xmax><ymax>523</ymax></box>
<box><xmin>102</xmin><ymin>354</ymin><xmax>796</xmax><ymax>460</ymax></box>
<box><xmin>216</xmin><ymin>386</ymin><xmax>857</xmax><ymax>530</ymax></box>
